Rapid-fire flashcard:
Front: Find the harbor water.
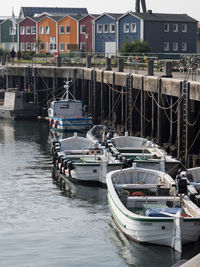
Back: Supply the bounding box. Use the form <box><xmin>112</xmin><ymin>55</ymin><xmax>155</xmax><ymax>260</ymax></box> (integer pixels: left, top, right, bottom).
<box><xmin>0</xmin><ymin>120</ymin><xmax>199</xmax><ymax>267</ymax></box>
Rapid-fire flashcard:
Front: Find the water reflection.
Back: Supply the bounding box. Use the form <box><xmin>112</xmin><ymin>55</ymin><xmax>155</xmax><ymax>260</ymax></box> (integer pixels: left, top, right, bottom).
<box><xmin>108</xmin><ymin>220</ymin><xmax>181</xmax><ymax>267</ymax></box>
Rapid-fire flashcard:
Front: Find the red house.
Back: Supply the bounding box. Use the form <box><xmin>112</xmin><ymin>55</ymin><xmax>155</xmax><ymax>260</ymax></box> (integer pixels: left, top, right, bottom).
<box><xmin>18</xmin><ymin>17</ymin><xmax>37</xmax><ymax>52</ymax></box>
<box><xmin>79</xmin><ymin>14</ymin><xmax>98</xmax><ymax>52</ymax></box>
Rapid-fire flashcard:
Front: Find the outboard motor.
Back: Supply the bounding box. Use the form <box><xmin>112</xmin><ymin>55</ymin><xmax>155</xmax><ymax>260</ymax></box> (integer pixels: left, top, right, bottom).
<box><xmin>178</xmin><ymin>178</ymin><xmax>187</xmax><ymax>194</ymax></box>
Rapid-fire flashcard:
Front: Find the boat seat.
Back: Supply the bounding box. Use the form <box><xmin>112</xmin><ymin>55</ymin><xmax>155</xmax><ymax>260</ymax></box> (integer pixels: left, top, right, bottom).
<box><xmin>127</xmin><ymin>196</ymin><xmax>180</xmax><ymax>202</ymax></box>
<box><xmin>115</xmin><ymin>184</ymin><xmax>159</xmax><ymax>190</ymax></box>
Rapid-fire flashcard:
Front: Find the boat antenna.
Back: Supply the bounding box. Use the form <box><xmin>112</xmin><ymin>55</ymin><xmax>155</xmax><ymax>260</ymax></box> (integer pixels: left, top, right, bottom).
<box><xmin>64</xmin><ymin>78</ymin><xmax>70</xmax><ymax>101</ymax></box>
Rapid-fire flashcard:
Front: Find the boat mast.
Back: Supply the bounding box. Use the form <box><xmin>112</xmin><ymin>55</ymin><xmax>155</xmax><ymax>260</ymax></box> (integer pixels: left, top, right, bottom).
<box><xmin>64</xmin><ymin>79</ymin><xmax>70</xmax><ymax>101</ymax></box>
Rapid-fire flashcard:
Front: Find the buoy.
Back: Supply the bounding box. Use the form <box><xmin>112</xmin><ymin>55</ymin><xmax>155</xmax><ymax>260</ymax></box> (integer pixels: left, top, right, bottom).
<box><xmin>54</xmin><ymin>120</ymin><xmax>59</xmax><ymax>128</ymax></box>
<box><xmin>49</xmin><ymin>119</ymin><xmax>54</xmax><ymax>128</ymax></box>
<box><xmin>131</xmin><ymin>191</ymin><xmax>146</xmax><ymax>197</ymax></box>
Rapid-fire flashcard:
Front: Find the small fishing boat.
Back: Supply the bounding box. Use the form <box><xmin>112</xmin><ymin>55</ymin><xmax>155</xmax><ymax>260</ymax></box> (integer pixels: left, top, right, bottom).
<box><xmin>109</xmin><ymin>133</ymin><xmax>181</xmax><ymax>178</ymax></box>
<box><xmin>87</xmin><ymin>125</ymin><xmax>180</xmax><ymax>178</ymax></box>
<box><xmin>107</xmin><ymin>165</ymin><xmax>200</xmax><ymax>252</ymax></box>
<box><xmin>0</xmin><ymin>89</ymin><xmax>39</xmax><ymax>119</ymax></box>
<box><xmin>52</xmin><ymin>132</ymin><xmax>125</xmax><ymax>185</ymax></box>
<box><xmin>48</xmin><ymin>80</ymin><xmax>92</xmax><ymax>132</ymax></box>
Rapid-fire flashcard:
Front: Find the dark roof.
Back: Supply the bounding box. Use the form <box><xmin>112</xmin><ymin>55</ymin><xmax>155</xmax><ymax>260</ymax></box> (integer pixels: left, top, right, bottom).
<box><xmin>20</xmin><ymin>7</ymin><xmax>88</xmax><ymax>18</ymax></box>
<box><xmin>106</xmin><ymin>13</ymin><xmax>124</xmax><ymax>20</ymax></box>
<box><xmin>131</xmin><ymin>12</ymin><xmax>198</xmax><ymax>23</ymax></box>
<box><xmin>68</xmin><ymin>14</ymin><xmax>84</xmax><ymax>21</ymax></box>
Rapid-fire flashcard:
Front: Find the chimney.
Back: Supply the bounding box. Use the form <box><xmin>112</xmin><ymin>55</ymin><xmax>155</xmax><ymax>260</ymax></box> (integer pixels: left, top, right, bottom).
<box><xmin>141</xmin><ymin>0</ymin><xmax>147</xmax><ymax>13</ymax></box>
<box><xmin>135</xmin><ymin>0</ymin><xmax>140</xmax><ymax>13</ymax></box>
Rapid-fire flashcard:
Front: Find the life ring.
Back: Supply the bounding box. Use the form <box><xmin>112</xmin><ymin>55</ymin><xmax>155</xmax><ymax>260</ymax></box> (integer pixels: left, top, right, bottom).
<box><xmin>49</xmin><ymin>119</ymin><xmax>54</xmax><ymax>128</ymax></box>
<box><xmin>131</xmin><ymin>191</ymin><xmax>146</xmax><ymax>197</ymax></box>
<box><xmin>54</xmin><ymin>120</ymin><xmax>59</xmax><ymax>128</ymax></box>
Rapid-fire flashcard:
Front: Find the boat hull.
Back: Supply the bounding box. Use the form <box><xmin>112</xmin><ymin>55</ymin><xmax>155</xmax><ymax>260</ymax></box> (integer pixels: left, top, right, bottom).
<box><xmin>69</xmin><ymin>163</ymin><xmax>124</xmax><ymax>184</ymax></box>
<box><xmin>108</xmin><ymin>192</ymin><xmax>200</xmax><ymax>248</ymax></box>
<box><xmin>49</xmin><ymin>117</ymin><xmax>92</xmax><ymax>132</ymax></box>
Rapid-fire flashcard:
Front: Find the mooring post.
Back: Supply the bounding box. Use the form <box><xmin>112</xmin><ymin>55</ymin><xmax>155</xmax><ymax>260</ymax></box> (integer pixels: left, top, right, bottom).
<box><xmin>185</xmin><ymin>82</ymin><xmax>190</xmax><ymax>167</ymax></box>
<box><xmin>93</xmin><ymin>69</ymin><xmax>97</xmax><ymax>124</ymax></box>
<box><xmin>53</xmin><ymin>68</ymin><xmax>57</xmax><ymax>92</ymax></box>
<box><xmin>101</xmin><ymin>71</ymin><xmax>104</xmax><ymax>123</ymax></box>
<box><xmin>129</xmin><ymin>75</ymin><xmax>133</xmax><ymax>136</ymax></box>
<box><xmin>125</xmin><ymin>75</ymin><xmax>129</xmax><ymax>132</ymax></box>
<box><xmin>157</xmin><ymin>78</ymin><xmax>161</xmax><ymax>143</ymax></box>
<box><xmin>151</xmin><ymin>95</ymin><xmax>155</xmax><ymax>138</ymax></box>
<box><xmin>81</xmin><ymin>68</ymin><xmax>84</xmax><ymax>103</ymax></box>
<box><xmin>112</xmin><ymin>72</ymin><xmax>115</xmax><ymax>128</ymax></box>
<box><xmin>177</xmin><ymin>81</ymin><xmax>183</xmax><ymax>159</ymax></box>
<box><xmin>33</xmin><ymin>67</ymin><xmax>37</xmax><ymax>103</ymax></box>
<box><xmin>140</xmin><ymin>76</ymin><xmax>144</xmax><ymax>137</ymax></box>
<box><xmin>147</xmin><ymin>59</ymin><xmax>154</xmax><ymax>76</ymax></box>
<box><xmin>169</xmin><ymin>96</ymin><xmax>173</xmax><ymax>144</ymax></box>
<box><xmin>24</xmin><ymin>67</ymin><xmax>27</xmax><ymax>90</ymax></box>
<box><xmin>106</xmin><ymin>57</ymin><xmax>112</xmax><ymax>71</ymax></box>
<box><xmin>6</xmin><ymin>66</ymin><xmax>8</xmax><ymax>90</ymax></box>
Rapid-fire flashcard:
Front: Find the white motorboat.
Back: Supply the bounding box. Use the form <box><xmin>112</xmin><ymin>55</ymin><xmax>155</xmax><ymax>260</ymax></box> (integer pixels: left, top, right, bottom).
<box><xmin>107</xmin><ymin>165</ymin><xmax>200</xmax><ymax>252</ymax></box>
<box><xmin>52</xmin><ymin>132</ymin><xmax>125</xmax><ymax>185</ymax></box>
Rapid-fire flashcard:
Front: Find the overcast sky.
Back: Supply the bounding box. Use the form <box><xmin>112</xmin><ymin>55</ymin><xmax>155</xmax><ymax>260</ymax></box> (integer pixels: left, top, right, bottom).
<box><xmin>4</xmin><ymin>0</ymin><xmax>200</xmax><ymax>22</ymax></box>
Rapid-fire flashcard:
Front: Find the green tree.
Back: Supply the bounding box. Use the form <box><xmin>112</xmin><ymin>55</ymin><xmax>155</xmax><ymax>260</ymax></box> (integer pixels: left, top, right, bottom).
<box><xmin>120</xmin><ymin>39</ymin><xmax>151</xmax><ymax>54</ymax></box>
<box><xmin>34</xmin><ymin>38</ymin><xmax>41</xmax><ymax>52</ymax></box>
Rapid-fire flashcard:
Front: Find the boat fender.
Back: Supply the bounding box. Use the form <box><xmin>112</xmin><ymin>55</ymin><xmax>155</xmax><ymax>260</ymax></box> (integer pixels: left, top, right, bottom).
<box><xmin>131</xmin><ymin>192</ymin><xmax>146</xmax><ymax>197</ymax></box>
<box><xmin>49</xmin><ymin>119</ymin><xmax>54</xmax><ymax>128</ymax></box>
<box><xmin>54</xmin><ymin>120</ymin><xmax>59</xmax><ymax>128</ymax></box>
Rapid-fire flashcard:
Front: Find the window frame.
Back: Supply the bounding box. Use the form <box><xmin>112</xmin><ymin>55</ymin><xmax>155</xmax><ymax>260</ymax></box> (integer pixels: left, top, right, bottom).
<box><xmin>130</xmin><ymin>23</ymin><xmax>136</xmax><ymax>33</ymax></box>
<box><xmin>20</xmin><ymin>42</ymin><xmax>25</xmax><ymax>51</ymax></box>
<box><xmin>26</xmin><ymin>26</ymin><xmax>31</xmax><ymax>35</ymax></box>
<box><xmin>182</xmin><ymin>42</ymin><xmax>187</xmax><ymax>51</ymax></box>
<box><xmin>80</xmin><ymin>25</ymin><xmax>86</xmax><ymax>34</ymax></box>
<box><xmin>97</xmin><ymin>24</ymin><xmax>102</xmax><ymax>33</ymax></box>
<box><xmin>59</xmin><ymin>25</ymin><xmax>64</xmax><ymax>34</ymax></box>
<box><xmin>31</xmin><ymin>26</ymin><xmax>36</xmax><ymax>35</ymax></box>
<box><xmin>103</xmin><ymin>24</ymin><xmax>109</xmax><ymax>33</ymax></box>
<box><xmin>173</xmin><ymin>42</ymin><xmax>178</xmax><ymax>51</ymax></box>
<box><xmin>65</xmin><ymin>26</ymin><xmax>70</xmax><ymax>34</ymax></box>
<box><xmin>164</xmin><ymin>42</ymin><xmax>169</xmax><ymax>51</ymax></box>
<box><xmin>173</xmin><ymin>24</ymin><xmax>178</xmax><ymax>32</ymax></box>
<box><xmin>164</xmin><ymin>23</ymin><xmax>169</xmax><ymax>32</ymax></box>
<box><xmin>60</xmin><ymin>42</ymin><xmax>64</xmax><ymax>51</ymax></box>
<box><xmin>182</xmin><ymin>24</ymin><xmax>187</xmax><ymax>32</ymax></box>
<box><xmin>45</xmin><ymin>26</ymin><xmax>50</xmax><ymax>34</ymax></box>
<box><xmin>39</xmin><ymin>26</ymin><xmax>44</xmax><ymax>34</ymax></box>
<box><xmin>20</xmin><ymin>26</ymin><xmax>25</xmax><ymax>35</ymax></box>
<box><xmin>124</xmin><ymin>23</ymin><xmax>130</xmax><ymax>33</ymax></box>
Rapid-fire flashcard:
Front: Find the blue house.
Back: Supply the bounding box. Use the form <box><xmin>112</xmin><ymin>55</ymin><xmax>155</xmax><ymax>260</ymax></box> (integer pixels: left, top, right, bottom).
<box><xmin>117</xmin><ymin>11</ymin><xmax>198</xmax><ymax>54</ymax></box>
<box><xmin>93</xmin><ymin>13</ymin><xmax>122</xmax><ymax>56</ymax></box>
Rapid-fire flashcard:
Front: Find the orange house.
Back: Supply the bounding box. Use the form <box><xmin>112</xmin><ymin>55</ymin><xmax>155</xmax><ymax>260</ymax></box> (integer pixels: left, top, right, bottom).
<box><xmin>37</xmin><ymin>16</ymin><xmax>59</xmax><ymax>54</ymax></box>
<box><xmin>57</xmin><ymin>15</ymin><xmax>80</xmax><ymax>53</ymax></box>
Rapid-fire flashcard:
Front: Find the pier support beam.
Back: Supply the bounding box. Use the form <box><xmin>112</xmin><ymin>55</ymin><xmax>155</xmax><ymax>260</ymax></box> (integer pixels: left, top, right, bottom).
<box><xmin>157</xmin><ymin>78</ymin><xmax>161</xmax><ymax>143</ymax></box>
<box><xmin>140</xmin><ymin>77</ymin><xmax>144</xmax><ymax>137</ymax></box>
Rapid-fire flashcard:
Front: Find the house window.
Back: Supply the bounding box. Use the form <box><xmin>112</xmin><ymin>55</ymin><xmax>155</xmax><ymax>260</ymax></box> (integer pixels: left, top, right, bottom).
<box><xmin>164</xmin><ymin>23</ymin><xmax>169</xmax><ymax>32</ymax></box>
<box><xmin>45</xmin><ymin>26</ymin><xmax>50</xmax><ymax>34</ymax></box>
<box><xmin>60</xmin><ymin>43</ymin><xmax>64</xmax><ymax>51</ymax></box>
<box><xmin>20</xmin><ymin>26</ymin><xmax>25</xmax><ymax>35</ymax></box>
<box><xmin>173</xmin><ymin>42</ymin><xmax>178</xmax><ymax>51</ymax></box>
<box><xmin>164</xmin><ymin>42</ymin><xmax>169</xmax><ymax>51</ymax></box>
<box><xmin>66</xmin><ymin>43</ymin><xmax>69</xmax><ymax>51</ymax></box>
<box><xmin>103</xmin><ymin>24</ymin><xmax>108</xmax><ymax>33</ymax></box>
<box><xmin>131</xmin><ymin>23</ymin><xmax>136</xmax><ymax>33</ymax></box>
<box><xmin>182</xmin><ymin>42</ymin><xmax>187</xmax><ymax>51</ymax></box>
<box><xmin>31</xmin><ymin>26</ymin><xmax>36</xmax><ymax>35</ymax></box>
<box><xmin>26</xmin><ymin>42</ymin><xmax>31</xmax><ymax>51</ymax></box>
<box><xmin>80</xmin><ymin>42</ymin><xmax>86</xmax><ymax>51</ymax></box>
<box><xmin>59</xmin><ymin>26</ymin><xmax>64</xmax><ymax>34</ymax></box>
<box><xmin>173</xmin><ymin>24</ymin><xmax>178</xmax><ymax>32</ymax></box>
<box><xmin>110</xmin><ymin>24</ymin><xmax>115</xmax><ymax>33</ymax></box>
<box><xmin>66</xmin><ymin>26</ymin><xmax>70</xmax><ymax>34</ymax></box>
<box><xmin>20</xmin><ymin>43</ymin><xmax>25</xmax><ymax>51</ymax></box>
<box><xmin>124</xmin><ymin>23</ymin><xmax>129</xmax><ymax>33</ymax></box>
<box><xmin>182</xmin><ymin>24</ymin><xmax>187</xmax><ymax>32</ymax></box>
<box><xmin>40</xmin><ymin>43</ymin><xmax>44</xmax><ymax>51</ymax></box>
<box><xmin>26</xmin><ymin>26</ymin><xmax>31</xmax><ymax>35</ymax></box>
<box><xmin>39</xmin><ymin>26</ymin><xmax>44</xmax><ymax>34</ymax></box>
<box><xmin>80</xmin><ymin>25</ymin><xmax>86</xmax><ymax>34</ymax></box>
<box><xmin>9</xmin><ymin>27</ymin><xmax>15</xmax><ymax>35</ymax></box>
<box><xmin>97</xmin><ymin>24</ymin><xmax>102</xmax><ymax>33</ymax></box>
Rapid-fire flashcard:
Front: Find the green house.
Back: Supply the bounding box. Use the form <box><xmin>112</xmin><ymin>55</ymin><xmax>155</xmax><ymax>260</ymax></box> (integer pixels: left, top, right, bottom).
<box><xmin>0</xmin><ymin>19</ymin><xmax>18</xmax><ymax>52</ymax></box>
